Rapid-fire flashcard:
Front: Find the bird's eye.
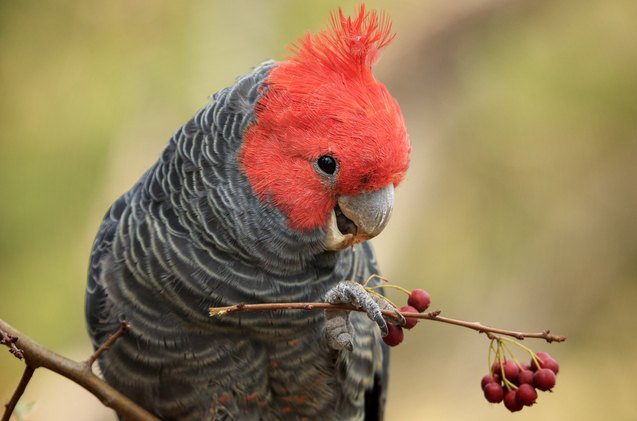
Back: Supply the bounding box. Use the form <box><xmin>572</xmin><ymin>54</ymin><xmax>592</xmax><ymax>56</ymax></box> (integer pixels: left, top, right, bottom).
<box><xmin>317</xmin><ymin>155</ymin><xmax>337</xmax><ymax>175</ymax></box>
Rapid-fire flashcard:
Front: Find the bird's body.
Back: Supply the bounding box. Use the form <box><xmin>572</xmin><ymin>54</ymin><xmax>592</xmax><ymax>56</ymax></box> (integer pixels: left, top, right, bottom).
<box><xmin>87</xmin><ymin>6</ymin><xmax>409</xmax><ymax>420</ymax></box>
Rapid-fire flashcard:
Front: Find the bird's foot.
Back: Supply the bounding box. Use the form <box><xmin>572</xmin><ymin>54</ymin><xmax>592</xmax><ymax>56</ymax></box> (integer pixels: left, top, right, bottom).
<box><xmin>323</xmin><ymin>280</ymin><xmax>404</xmax><ymax>351</ymax></box>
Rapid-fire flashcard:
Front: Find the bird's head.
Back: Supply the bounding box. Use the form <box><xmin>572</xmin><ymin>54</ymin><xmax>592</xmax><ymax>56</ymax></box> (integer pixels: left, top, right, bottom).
<box><xmin>240</xmin><ymin>5</ymin><xmax>410</xmax><ymax>251</ymax></box>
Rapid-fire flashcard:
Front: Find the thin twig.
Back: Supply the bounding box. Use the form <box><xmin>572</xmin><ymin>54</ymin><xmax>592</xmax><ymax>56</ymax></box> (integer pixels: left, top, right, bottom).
<box><xmin>0</xmin><ymin>319</ymin><xmax>159</xmax><ymax>421</ymax></box>
<box><xmin>405</xmin><ymin>311</ymin><xmax>567</xmax><ymax>342</ymax></box>
<box><xmin>210</xmin><ymin>302</ymin><xmax>567</xmax><ymax>343</ymax></box>
<box><xmin>211</xmin><ymin>302</ymin><xmax>403</xmax><ymax>321</ymax></box>
<box><xmin>2</xmin><ymin>365</ymin><xmax>35</xmax><ymax>421</ymax></box>
<box><xmin>85</xmin><ymin>322</ymin><xmax>129</xmax><ymax>369</ymax></box>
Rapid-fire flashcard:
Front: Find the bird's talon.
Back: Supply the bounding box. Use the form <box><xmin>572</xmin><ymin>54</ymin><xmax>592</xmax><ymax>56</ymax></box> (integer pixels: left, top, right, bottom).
<box><xmin>393</xmin><ymin>311</ymin><xmax>406</xmax><ymax>327</ymax></box>
<box><xmin>324</xmin><ymin>280</ymin><xmax>391</xmax><ymax>339</ymax></box>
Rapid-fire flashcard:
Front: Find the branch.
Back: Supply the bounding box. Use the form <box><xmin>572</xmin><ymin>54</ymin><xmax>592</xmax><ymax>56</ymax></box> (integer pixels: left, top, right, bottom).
<box><xmin>0</xmin><ymin>330</ymin><xmax>24</xmax><ymax>360</ymax></box>
<box><xmin>410</xmin><ymin>311</ymin><xmax>566</xmax><ymax>343</ymax></box>
<box><xmin>2</xmin><ymin>366</ymin><xmax>34</xmax><ymax>421</ymax></box>
<box><xmin>85</xmin><ymin>322</ymin><xmax>129</xmax><ymax>369</ymax></box>
<box><xmin>0</xmin><ymin>319</ymin><xmax>159</xmax><ymax>421</ymax></box>
<box><xmin>210</xmin><ymin>302</ymin><xmax>566</xmax><ymax>343</ymax></box>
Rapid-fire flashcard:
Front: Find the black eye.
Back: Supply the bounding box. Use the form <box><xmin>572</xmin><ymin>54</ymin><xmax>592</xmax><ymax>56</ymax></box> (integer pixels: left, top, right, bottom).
<box><xmin>317</xmin><ymin>155</ymin><xmax>337</xmax><ymax>175</ymax></box>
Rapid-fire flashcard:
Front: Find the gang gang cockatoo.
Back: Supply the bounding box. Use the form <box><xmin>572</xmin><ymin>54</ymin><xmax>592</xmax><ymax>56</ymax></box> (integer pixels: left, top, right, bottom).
<box><xmin>86</xmin><ymin>4</ymin><xmax>411</xmax><ymax>420</ymax></box>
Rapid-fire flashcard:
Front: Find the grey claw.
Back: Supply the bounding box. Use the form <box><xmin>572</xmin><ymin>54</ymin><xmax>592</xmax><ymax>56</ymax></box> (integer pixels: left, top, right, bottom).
<box><xmin>325</xmin><ymin>309</ymin><xmax>354</xmax><ymax>351</ymax></box>
<box><xmin>391</xmin><ymin>307</ymin><xmax>406</xmax><ymax>327</ymax></box>
<box><xmin>373</xmin><ymin>312</ymin><xmax>389</xmax><ymax>336</ymax></box>
<box><xmin>369</xmin><ymin>291</ymin><xmax>406</xmax><ymax>328</ymax></box>
<box><xmin>339</xmin><ymin>335</ymin><xmax>354</xmax><ymax>351</ymax></box>
<box><xmin>324</xmin><ymin>280</ymin><xmax>388</xmax><ymax>337</ymax></box>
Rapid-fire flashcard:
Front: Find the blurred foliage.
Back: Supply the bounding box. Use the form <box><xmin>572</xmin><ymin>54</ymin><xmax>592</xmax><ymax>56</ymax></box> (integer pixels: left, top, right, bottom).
<box><xmin>0</xmin><ymin>0</ymin><xmax>635</xmax><ymax>420</ymax></box>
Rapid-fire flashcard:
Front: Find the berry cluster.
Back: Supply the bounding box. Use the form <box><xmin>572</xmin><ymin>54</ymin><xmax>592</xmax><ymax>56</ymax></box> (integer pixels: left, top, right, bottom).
<box><xmin>481</xmin><ymin>351</ymin><xmax>560</xmax><ymax>412</ymax></box>
<box><xmin>361</xmin><ymin>277</ymin><xmax>564</xmax><ymax>409</ymax></box>
<box><xmin>382</xmin><ymin>288</ymin><xmax>431</xmax><ymax>347</ymax></box>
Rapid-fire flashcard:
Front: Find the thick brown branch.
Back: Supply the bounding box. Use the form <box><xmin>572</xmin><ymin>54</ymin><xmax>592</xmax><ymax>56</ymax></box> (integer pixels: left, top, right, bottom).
<box><xmin>0</xmin><ymin>319</ymin><xmax>159</xmax><ymax>421</ymax></box>
<box><xmin>210</xmin><ymin>302</ymin><xmax>567</xmax><ymax>343</ymax></box>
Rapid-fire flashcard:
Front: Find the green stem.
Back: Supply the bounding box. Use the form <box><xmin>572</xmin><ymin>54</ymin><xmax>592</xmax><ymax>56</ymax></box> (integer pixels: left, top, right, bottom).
<box><xmin>500</xmin><ymin>340</ymin><xmax>521</xmax><ymax>367</ymax></box>
<box><xmin>503</xmin><ymin>377</ymin><xmax>518</xmax><ymax>390</ymax></box>
<box><xmin>362</xmin><ymin>274</ymin><xmax>389</xmax><ymax>287</ymax></box>
<box><xmin>499</xmin><ymin>336</ymin><xmax>539</xmax><ymax>367</ymax></box>
<box><xmin>366</xmin><ymin>284</ymin><xmax>412</xmax><ymax>296</ymax></box>
<box><xmin>488</xmin><ymin>339</ymin><xmax>498</xmax><ymax>373</ymax></box>
<box><xmin>366</xmin><ymin>288</ymin><xmax>399</xmax><ymax>309</ymax></box>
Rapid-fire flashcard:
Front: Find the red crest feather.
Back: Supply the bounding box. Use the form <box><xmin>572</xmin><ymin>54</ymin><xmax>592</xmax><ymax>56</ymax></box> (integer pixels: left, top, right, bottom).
<box><xmin>288</xmin><ymin>4</ymin><xmax>395</xmax><ymax>75</ymax></box>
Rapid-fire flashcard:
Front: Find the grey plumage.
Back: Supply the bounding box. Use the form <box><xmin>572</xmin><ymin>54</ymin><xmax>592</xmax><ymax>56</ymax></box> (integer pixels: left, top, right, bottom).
<box><xmin>86</xmin><ymin>62</ymin><xmax>389</xmax><ymax>420</ymax></box>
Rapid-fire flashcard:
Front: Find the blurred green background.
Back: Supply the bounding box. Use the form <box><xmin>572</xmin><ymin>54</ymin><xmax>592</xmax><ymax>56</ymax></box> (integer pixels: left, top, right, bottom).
<box><xmin>1</xmin><ymin>0</ymin><xmax>635</xmax><ymax>420</ymax></box>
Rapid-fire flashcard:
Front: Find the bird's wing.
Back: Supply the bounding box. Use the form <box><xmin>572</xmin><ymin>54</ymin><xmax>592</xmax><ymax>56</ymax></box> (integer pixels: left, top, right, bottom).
<box><xmin>85</xmin><ymin>193</ymin><xmax>130</xmax><ymax>348</ymax></box>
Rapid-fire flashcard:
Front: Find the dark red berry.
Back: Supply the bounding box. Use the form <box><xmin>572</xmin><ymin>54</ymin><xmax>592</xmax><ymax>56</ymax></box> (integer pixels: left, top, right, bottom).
<box><xmin>502</xmin><ymin>360</ymin><xmax>520</xmax><ymax>382</ymax></box>
<box><xmin>399</xmin><ymin>305</ymin><xmax>419</xmax><ymax>329</ymax></box>
<box><xmin>536</xmin><ymin>352</ymin><xmax>560</xmax><ymax>374</ymax></box>
<box><xmin>535</xmin><ymin>351</ymin><xmax>553</xmax><ymax>361</ymax></box>
<box><xmin>541</xmin><ymin>358</ymin><xmax>560</xmax><ymax>374</ymax></box>
<box><xmin>492</xmin><ymin>371</ymin><xmax>502</xmax><ymax>384</ymax></box>
<box><xmin>407</xmin><ymin>289</ymin><xmax>431</xmax><ymax>312</ymax></box>
<box><xmin>533</xmin><ymin>368</ymin><xmax>557</xmax><ymax>391</ymax></box>
<box><xmin>503</xmin><ymin>389</ymin><xmax>523</xmax><ymax>412</ymax></box>
<box><xmin>382</xmin><ymin>323</ymin><xmax>404</xmax><ymax>347</ymax></box>
<box><xmin>518</xmin><ymin>369</ymin><xmax>534</xmax><ymax>385</ymax></box>
<box><xmin>483</xmin><ymin>382</ymin><xmax>504</xmax><ymax>403</ymax></box>
<box><xmin>481</xmin><ymin>374</ymin><xmax>498</xmax><ymax>390</ymax></box>
<box><xmin>516</xmin><ymin>384</ymin><xmax>538</xmax><ymax>406</ymax></box>
<box><xmin>491</xmin><ymin>360</ymin><xmax>502</xmax><ymax>376</ymax></box>
<box><xmin>530</xmin><ymin>352</ymin><xmax>559</xmax><ymax>374</ymax></box>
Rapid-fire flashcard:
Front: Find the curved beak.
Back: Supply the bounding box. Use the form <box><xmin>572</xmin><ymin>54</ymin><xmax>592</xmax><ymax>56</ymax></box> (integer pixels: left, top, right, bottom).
<box><xmin>325</xmin><ymin>184</ymin><xmax>395</xmax><ymax>251</ymax></box>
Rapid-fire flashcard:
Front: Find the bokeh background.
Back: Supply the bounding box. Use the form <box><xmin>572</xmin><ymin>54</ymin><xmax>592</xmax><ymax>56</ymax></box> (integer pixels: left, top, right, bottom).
<box><xmin>1</xmin><ymin>0</ymin><xmax>635</xmax><ymax>420</ymax></box>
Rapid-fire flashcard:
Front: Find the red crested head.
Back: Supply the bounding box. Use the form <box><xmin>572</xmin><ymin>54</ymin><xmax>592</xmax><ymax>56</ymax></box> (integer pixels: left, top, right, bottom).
<box><xmin>240</xmin><ymin>4</ymin><xmax>410</xmax><ymax>234</ymax></box>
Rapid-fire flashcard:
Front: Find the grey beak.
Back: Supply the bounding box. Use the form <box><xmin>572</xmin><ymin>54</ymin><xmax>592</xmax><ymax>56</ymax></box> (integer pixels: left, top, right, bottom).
<box><xmin>337</xmin><ymin>184</ymin><xmax>394</xmax><ymax>239</ymax></box>
<box><xmin>324</xmin><ymin>184</ymin><xmax>395</xmax><ymax>250</ymax></box>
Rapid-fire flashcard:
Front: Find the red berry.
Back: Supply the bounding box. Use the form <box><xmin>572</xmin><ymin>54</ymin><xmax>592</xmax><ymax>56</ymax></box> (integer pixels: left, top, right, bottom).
<box><xmin>382</xmin><ymin>324</ymin><xmax>404</xmax><ymax>347</ymax></box>
<box><xmin>536</xmin><ymin>352</ymin><xmax>560</xmax><ymax>374</ymax></box>
<box><xmin>530</xmin><ymin>352</ymin><xmax>559</xmax><ymax>374</ymax></box>
<box><xmin>541</xmin><ymin>358</ymin><xmax>560</xmax><ymax>374</ymax></box>
<box><xmin>399</xmin><ymin>305</ymin><xmax>419</xmax><ymax>329</ymax></box>
<box><xmin>407</xmin><ymin>289</ymin><xmax>431</xmax><ymax>312</ymax></box>
<box><xmin>481</xmin><ymin>374</ymin><xmax>498</xmax><ymax>390</ymax></box>
<box><xmin>491</xmin><ymin>360</ymin><xmax>502</xmax><ymax>376</ymax></box>
<box><xmin>502</xmin><ymin>360</ymin><xmax>520</xmax><ymax>382</ymax></box>
<box><xmin>503</xmin><ymin>389</ymin><xmax>523</xmax><ymax>412</ymax></box>
<box><xmin>516</xmin><ymin>384</ymin><xmax>538</xmax><ymax>406</ymax></box>
<box><xmin>518</xmin><ymin>369</ymin><xmax>534</xmax><ymax>385</ymax></box>
<box><xmin>483</xmin><ymin>382</ymin><xmax>504</xmax><ymax>403</ymax></box>
<box><xmin>533</xmin><ymin>368</ymin><xmax>557</xmax><ymax>391</ymax></box>
<box><xmin>492</xmin><ymin>371</ymin><xmax>502</xmax><ymax>384</ymax></box>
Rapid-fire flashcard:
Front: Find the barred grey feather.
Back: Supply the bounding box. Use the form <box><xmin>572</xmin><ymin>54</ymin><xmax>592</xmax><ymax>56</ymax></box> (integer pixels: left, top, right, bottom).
<box><xmin>86</xmin><ymin>61</ymin><xmax>388</xmax><ymax>420</ymax></box>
